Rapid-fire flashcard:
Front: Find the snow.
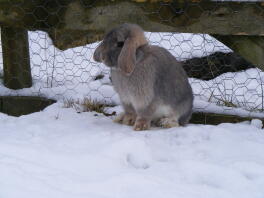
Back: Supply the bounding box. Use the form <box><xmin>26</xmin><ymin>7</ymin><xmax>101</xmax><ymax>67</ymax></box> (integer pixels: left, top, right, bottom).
<box><xmin>190</xmin><ymin>68</ymin><xmax>264</xmax><ymax>116</ymax></box>
<box><xmin>251</xmin><ymin>119</ymin><xmax>263</xmax><ymax>129</ymax></box>
<box><xmin>0</xmin><ymin>103</ymin><xmax>264</xmax><ymax>198</ymax></box>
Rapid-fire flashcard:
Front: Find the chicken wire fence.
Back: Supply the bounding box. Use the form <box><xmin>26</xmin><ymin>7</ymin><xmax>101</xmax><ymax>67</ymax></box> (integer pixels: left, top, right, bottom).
<box><xmin>0</xmin><ymin>1</ymin><xmax>264</xmax><ymax>117</ymax></box>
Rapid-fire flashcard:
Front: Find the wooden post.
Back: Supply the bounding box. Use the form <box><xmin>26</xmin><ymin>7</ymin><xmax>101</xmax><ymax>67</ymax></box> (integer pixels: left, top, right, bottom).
<box><xmin>1</xmin><ymin>26</ymin><xmax>32</xmax><ymax>89</ymax></box>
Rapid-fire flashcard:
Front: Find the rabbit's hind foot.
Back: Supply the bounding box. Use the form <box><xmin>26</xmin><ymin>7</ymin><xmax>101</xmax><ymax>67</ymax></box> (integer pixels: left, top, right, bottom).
<box><xmin>157</xmin><ymin>117</ymin><xmax>179</xmax><ymax>128</ymax></box>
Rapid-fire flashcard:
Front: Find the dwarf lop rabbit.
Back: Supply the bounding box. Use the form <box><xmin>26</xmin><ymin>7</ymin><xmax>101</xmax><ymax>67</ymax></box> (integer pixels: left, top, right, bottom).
<box><xmin>93</xmin><ymin>23</ymin><xmax>193</xmax><ymax>131</ymax></box>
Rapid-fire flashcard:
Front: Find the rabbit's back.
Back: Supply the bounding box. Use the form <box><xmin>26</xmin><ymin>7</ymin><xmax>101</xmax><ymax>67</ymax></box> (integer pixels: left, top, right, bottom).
<box><xmin>150</xmin><ymin>46</ymin><xmax>193</xmax><ymax>105</ymax></box>
<box><xmin>150</xmin><ymin>46</ymin><xmax>193</xmax><ymax>124</ymax></box>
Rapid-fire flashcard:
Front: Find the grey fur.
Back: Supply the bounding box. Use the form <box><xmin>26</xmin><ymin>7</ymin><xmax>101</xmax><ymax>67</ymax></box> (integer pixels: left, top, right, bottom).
<box><xmin>93</xmin><ymin>23</ymin><xmax>193</xmax><ymax>130</ymax></box>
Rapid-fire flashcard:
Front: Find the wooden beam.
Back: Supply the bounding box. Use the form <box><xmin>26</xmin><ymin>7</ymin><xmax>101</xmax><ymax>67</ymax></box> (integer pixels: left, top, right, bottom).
<box><xmin>190</xmin><ymin>112</ymin><xmax>264</xmax><ymax>125</ymax></box>
<box><xmin>0</xmin><ymin>96</ymin><xmax>56</xmax><ymax>116</ymax></box>
<box><xmin>1</xmin><ymin>1</ymin><xmax>264</xmax><ymax>49</ymax></box>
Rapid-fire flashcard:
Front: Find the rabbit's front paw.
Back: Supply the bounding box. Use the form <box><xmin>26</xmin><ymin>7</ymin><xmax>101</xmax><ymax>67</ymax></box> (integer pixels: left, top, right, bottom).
<box><xmin>113</xmin><ymin>112</ymin><xmax>125</xmax><ymax>123</ymax></box>
<box><xmin>114</xmin><ymin>112</ymin><xmax>136</xmax><ymax>126</ymax></box>
<box><xmin>123</xmin><ymin>114</ymin><xmax>136</xmax><ymax>126</ymax></box>
<box><xmin>133</xmin><ymin>118</ymin><xmax>150</xmax><ymax>131</ymax></box>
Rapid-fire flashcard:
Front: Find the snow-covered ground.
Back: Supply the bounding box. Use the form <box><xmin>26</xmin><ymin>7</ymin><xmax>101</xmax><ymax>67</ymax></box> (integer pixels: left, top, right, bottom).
<box><xmin>1</xmin><ymin>27</ymin><xmax>264</xmax><ymax>198</ymax></box>
<box><xmin>1</xmin><ymin>103</ymin><xmax>264</xmax><ymax>198</ymax></box>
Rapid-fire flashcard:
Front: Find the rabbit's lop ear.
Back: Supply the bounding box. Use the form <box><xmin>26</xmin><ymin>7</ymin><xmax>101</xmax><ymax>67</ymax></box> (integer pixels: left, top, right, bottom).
<box><xmin>118</xmin><ymin>25</ymin><xmax>147</xmax><ymax>75</ymax></box>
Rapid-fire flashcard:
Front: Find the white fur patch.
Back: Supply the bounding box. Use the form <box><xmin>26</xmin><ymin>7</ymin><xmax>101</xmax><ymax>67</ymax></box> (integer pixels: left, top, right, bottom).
<box><xmin>153</xmin><ymin>105</ymin><xmax>172</xmax><ymax>118</ymax></box>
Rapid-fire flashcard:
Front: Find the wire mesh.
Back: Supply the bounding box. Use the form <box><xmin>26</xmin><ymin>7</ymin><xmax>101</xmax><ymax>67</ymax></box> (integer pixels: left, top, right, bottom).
<box><xmin>0</xmin><ymin>1</ymin><xmax>264</xmax><ymax>118</ymax></box>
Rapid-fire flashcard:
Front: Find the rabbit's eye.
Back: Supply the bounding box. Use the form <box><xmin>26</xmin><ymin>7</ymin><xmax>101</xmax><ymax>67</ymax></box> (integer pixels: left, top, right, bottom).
<box><xmin>117</xmin><ymin>41</ymin><xmax>124</xmax><ymax>48</ymax></box>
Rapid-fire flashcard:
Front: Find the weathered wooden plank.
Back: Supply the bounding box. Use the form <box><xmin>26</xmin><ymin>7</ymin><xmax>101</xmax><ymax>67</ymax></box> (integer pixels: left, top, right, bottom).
<box><xmin>0</xmin><ymin>96</ymin><xmax>56</xmax><ymax>116</ymax></box>
<box><xmin>0</xmin><ymin>0</ymin><xmax>264</xmax><ymax>49</ymax></box>
<box><xmin>190</xmin><ymin>112</ymin><xmax>264</xmax><ymax>125</ymax></box>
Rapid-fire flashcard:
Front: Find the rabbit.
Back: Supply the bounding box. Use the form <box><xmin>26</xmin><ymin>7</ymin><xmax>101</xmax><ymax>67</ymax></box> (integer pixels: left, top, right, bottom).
<box><xmin>93</xmin><ymin>23</ymin><xmax>193</xmax><ymax>131</ymax></box>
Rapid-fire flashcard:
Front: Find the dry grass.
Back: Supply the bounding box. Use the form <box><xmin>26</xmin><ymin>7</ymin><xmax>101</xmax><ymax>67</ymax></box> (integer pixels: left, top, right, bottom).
<box><xmin>63</xmin><ymin>97</ymin><xmax>116</xmax><ymax>116</ymax></box>
<box><xmin>208</xmin><ymin>84</ymin><xmax>262</xmax><ymax>113</ymax></box>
